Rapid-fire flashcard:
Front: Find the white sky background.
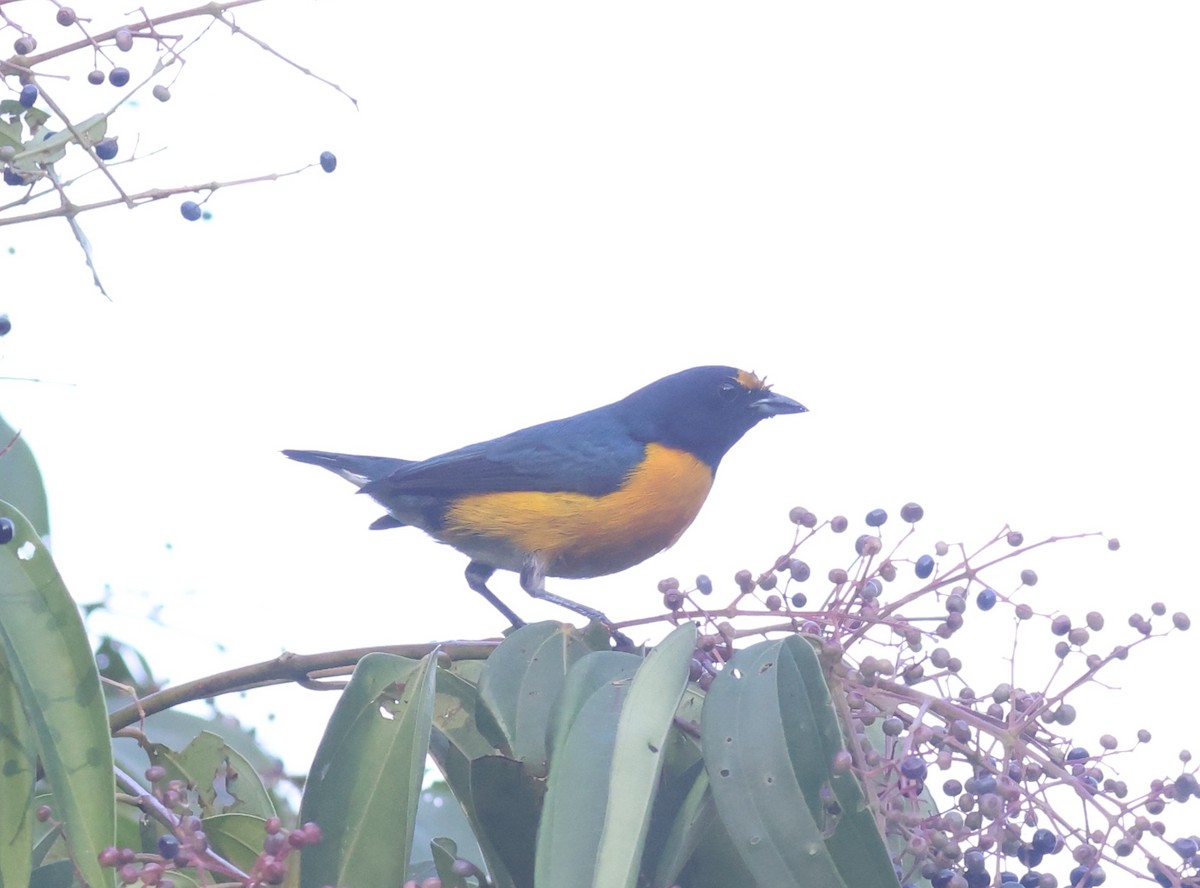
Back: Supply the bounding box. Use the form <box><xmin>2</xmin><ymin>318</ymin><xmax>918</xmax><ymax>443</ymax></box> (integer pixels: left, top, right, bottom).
<box><xmin>2</xmin><ymin>0</ymin><xmax>1197</xmax><ymax>797</ymax></box>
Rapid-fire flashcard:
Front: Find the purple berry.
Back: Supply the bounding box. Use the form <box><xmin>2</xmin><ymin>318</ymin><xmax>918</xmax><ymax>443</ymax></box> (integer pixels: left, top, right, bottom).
<box><xmin>0</xmin><ymin>314</ymin><xmax>10</xmax><ymax>336</ymax></box>
<box><xmin>57</xmin><ymin>7</ymin><xmax>76</xmax><ymax>25</ymax></box>
<box><xmin>865</xmin><ymin>508</ymin><xmax>887</xmax><ymax>527</ymax></box>
<box><xmin>115</xmin><ymin>29</ymin><xmax>134</xmax><ymax>52</ymax></box>
<box><xmin>13</xmin><ymin>36</ymin><xmax>36</xmax><ymax>55</ymax></box>
<box><xmin>19</xmin><ymin>84</ymin><xmax>38</xmax><ymax>108</ymax></box>
<box><xmin>95</xmin><ymin>139</ymin><xmax>118</xmax><ymax>161</ymax></box>
<box><xmin>319</xmin><ymin>150</ymin><xmax>337</xmax><ymax>173</ymax></box>
<box><xmin>109</xmin><ymin>68</ymin><xmax>130</xmax><ymax>87</ymax></box>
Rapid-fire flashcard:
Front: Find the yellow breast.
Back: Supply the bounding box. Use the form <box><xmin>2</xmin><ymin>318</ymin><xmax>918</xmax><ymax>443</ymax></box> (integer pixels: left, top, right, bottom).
<box><xmin>440</xmin><ymin>443</ymin><xmax>715</xmax><ymax>578</ymax></box>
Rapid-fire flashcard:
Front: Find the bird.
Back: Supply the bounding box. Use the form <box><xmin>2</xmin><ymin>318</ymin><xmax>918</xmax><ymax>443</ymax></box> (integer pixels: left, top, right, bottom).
<box><xmin>283</xmin><ymin>366</ymin><xmax>806</xmax><ymax>636</ymax></box>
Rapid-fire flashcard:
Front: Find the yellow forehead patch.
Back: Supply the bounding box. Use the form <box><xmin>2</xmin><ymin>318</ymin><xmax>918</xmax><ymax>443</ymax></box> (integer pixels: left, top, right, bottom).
<box><xmin>735</xmin><ymin>369</ymin><xmax>768</xmax><ymax>390</ymax></box>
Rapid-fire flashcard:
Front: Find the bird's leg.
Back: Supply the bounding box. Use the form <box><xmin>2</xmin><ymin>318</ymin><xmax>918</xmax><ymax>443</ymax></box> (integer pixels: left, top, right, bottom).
<box><xmin>465</xmin><ymin>561</ymin><xmax>526</xmax><ymax>629</ymax></box>
<box><xmin>519</xmin><ymin>557</ymin><xmax>634</xmax><ymax>650</ymax></box>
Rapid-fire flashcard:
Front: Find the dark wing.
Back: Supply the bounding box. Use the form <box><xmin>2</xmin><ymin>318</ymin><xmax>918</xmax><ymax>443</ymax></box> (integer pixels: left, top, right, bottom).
<box><xmin>359</xmin><ymin>409</ymin><xmax>644</xmax><ymax>500</ymax></box>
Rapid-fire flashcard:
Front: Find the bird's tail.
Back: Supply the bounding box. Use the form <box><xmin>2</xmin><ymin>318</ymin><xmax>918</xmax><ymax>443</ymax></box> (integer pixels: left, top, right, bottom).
<box><xmin>282</xmin><ymin>449</ymin><xmax>413</xmax><ymax>489</ymax></box>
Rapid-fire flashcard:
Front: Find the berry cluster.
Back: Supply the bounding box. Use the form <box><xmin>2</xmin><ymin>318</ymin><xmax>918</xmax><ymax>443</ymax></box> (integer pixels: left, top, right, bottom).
<box><xmin>1</xmin><ymin>2</ymin><xmax>351</xmax><ymax>292</ymax></box>
<box><xmin>647</xmin><ymin>504</ymin><xmax>1195</xmax><ymax>888</ymax></box>
<box><xmin>92</xmin><ymin>765</ymin><xmax>322</xmax><ymax>887</ymax></box>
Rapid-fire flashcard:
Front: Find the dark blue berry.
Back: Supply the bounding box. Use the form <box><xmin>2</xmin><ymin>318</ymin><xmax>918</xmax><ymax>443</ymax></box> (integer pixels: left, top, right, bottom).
<box><xmin>0</xmin><ymin>517</ymin><xmax>13</xmax><ymax>544</ymax></box>
<box><xmin>108</xmin><ymin>68</ymin><xmax>130</xmax><ymax>87</ymax></box>
<box><xmin>976</xmin><ymin>587</ymin><xmax>997</xmax><ymax>610</ymax></box>
<box><xmin>695</xmin><ymin>574</ymin><xmax>712</xmax><ymax>595</ymax></box>
<box><xmin>1000</xmin><ymin>874</ymin><xmax>1019</xmax><ymax>884</ymax></box>
<box><xmin>970</xmin><ymin>774</ymin><xmax>997</xmax><ymax>795</ymax></box>
<box><xmin>963</xmin><ymin>850</ymin><xmax>986</xmax><ymax>872</ymax></box>
<box><xmin>931</xmin><ymin>868</ymin><xmax>955</xmax><ymax>888</ymax></box>
<box><xmin>1173</xmin><ymin>837</ymin><xmax>1199</xmax><ymax>859</ymax></box>
<box><xmin>157</xmin><ymin>834</ymin><xmax>179</xmax><ymax>859</ymax></box>
<box><xmin>790</xmin><ymin>592</ymin><xmax>807</xmax><ymax>608</ymax></box>
<box><xmin>1019</xmin><ymin>873</ymin><xmax>1042</xmax><ymax>888</ymax></box>
<box><xmin>1031</xmin><ymin>829</ymin><xmax>1056</xmax><ymax>854</ymax></box>
<box><xmin>4</xmin><ymin>167</ymin><xmax>25</xmax><ymax>187</ymax></box>
<box><xmin>1016</xmin><ymin>845</ymin><xmax>1044</xmax><ymax>868</ymax></box>
<box><xmin>915</xmin><ymin>554</ymin><xmax>934</xmax><ymax>579</ymax></box>
<box><xmin>1069</xmin><ymin>864</ymin><xmax>1106</xmax><ymax>886</ymax></box>
<box><xmin>789</xmin><ymin>559</ymin><xmax>810</xmax><ymax>581</ymax></box>
<box><xmin>964</xmin><ymin>871</ymin><xmax>990</xmax><ymax>888</ymax></box>
<box><xmin>900</xmin><ymin>502</ymin><xmax>924</xmax><ymax>522</ymax></box>
<box><xmin>0</xmin><ymin>314</ymin><xmax>9</xmax><ymax>336</ymax></box>
<box><xmin>180</xmin><ymin>201</ymin><xmax>202</xmax><ymax>221</ymax></box>
<box><xmin>19</xmin><ymin>84</ymin><xmax>38</xmax><ymax>108</ymax></box>
<box><xmin>94</xmin><ymin>139</ymin><xmax>118</xmax><ymax>161</ymax></box>
<box><xmin>87</xmin><ymin>70</ymin><xmax>105</xmax><ymax>85</ymax></box>
<box><xmin>1150</xmin><ymin>865</ymin><xmax>1175</xmax><ymax>887</ymax></box>
<box><xmin>899</xmin><ymin>755</ymin><xmax>927</xmax><ymax>781</ymax></box>
<box><xmin>1066</xmin><ymin>747</ymin><xmax>1089</xmax><ymax>762</ymax></box>
<box><xmin>865</xmin><ymin>508</ymin><xmax>887</xmax><ymax>527</ymax></box>
<box><xmin>319</xmin><ymin>150</ymin><xmax>337</xmax><ymax>173</ymax></box>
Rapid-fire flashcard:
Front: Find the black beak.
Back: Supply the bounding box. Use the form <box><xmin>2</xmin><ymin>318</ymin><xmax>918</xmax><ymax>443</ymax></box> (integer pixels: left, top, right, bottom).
<box><xmin>751</xmin><ymin>390</ymin><xmax>808</xmax><ymax>416</ymax></box>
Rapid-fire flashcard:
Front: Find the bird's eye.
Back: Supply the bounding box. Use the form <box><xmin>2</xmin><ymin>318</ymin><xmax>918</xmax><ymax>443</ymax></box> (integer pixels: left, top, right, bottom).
<box><xmin>718</xmin><ymin>382</ymin><xmax>740</xmax><ymax>400</ymax></box>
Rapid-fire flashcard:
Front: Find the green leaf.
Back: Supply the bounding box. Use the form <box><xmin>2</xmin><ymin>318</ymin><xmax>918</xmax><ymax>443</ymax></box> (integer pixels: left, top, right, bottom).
<box><xmin>0</xmin><ymin>647</ymin><xmax>35</xmax><ymax>888</ymax></box>
<box><xmin>476</xmin><ymin>621</ymin><xmax>590</xmax><ymax>776</ymax></box>
<box><xmin>431</xmin><ymin>836</ymin><xmax>470</xmax><ymax>888</ymax></box>
<box><xmin>204</xmin><ymin>812</ymin><xmax>267</xmax><ymax>873</ymax></box>
<box><xmin>649</xmin><ymin>764</ymin><xmax>712</xmax><ymax>888</ymax></box>
<box><xmin>593</xmin><ymin>623</ymin><xmax>697</xmax><ymax>888</ymax></box>
<box><xmin>0</xmin><ymin>100</ymin><xmax>25</xmax><ymax>116</ymax></box>
<box><xmin>299</xmin><ymin>651</ymin><xmax>437</xmax><ymax>888</ymax></box>
<box><xmin>0</xmin><ymin>416</ymin><xmax>49</xmax><ymax>540</ymax></box>
<box><xmin>11</xmin><ymin>114</ymin><xmax>107</xmax><ymax>168</ymax></box>
<box><xmin>27</xmin><ymin>860</ymin><xmax>75</xmax><ymax>888</ymax></box>
<box><xmin>0</xmin><ymin>117</ymin><xmax>20</xmax><ymax>151</ymax></box>
<box><xmin>467</xmin><ymin>755</ymin><xmax>543</xmax><ymax>888</ymax></box>
<box><xmin>23</xmin><ymin>108</ymin><xmax>50</xmax><ymax>131</ymax></box>
<box><xmin>536</xmin><ymin>624</ymin><xmax>696</xmax><ymax>888</ymax></box>
<box><xmin>701</xmin><ymin>636</ymin><xmax>895</xmax><ymax>888</ymax></box>
<box><xmin>0</xmin><ymin>503</ymin><xmax>114</xmax><ymax>888</ymax></box>
<box><xmin>546</xmin><ymin>649</ymin><xmax>642</xmax><ymax>765</ymax></box>
<box><xmin>147</xmin><ymin>731</ymin><xmax>275</xmax><ymax>820</ymax></box>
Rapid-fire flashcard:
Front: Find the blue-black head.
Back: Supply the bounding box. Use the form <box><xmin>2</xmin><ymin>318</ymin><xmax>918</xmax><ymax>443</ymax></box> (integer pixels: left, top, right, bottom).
<box><xmin>614</xmin><ymin>365</ymin><xmax>806</xmax><ymax>470</ymax></box>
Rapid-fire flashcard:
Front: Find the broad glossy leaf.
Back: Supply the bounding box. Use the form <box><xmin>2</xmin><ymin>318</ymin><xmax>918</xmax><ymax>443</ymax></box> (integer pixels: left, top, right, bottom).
<box><xmin>204</xmin><ymin>812</ymin><xmax>266</xmax><ymax>872</ymax></box>
<box><xmin>476</xmin><ymin>622</ymin><xmax>589</xmax><ymax>776</ymax></box>
<box><xmin>0</xmin><ymin>647</ymin><xmax>35</xmax><ymax>888</ymax></box>
<box><xmin>701</xmin><ymin>636</ymin><xmax>894</xmax><ymax>887</ymax></box>
<box><xmin>0</xmin><ymin>416</ymin><xmax>49</xmax><ymax>540</ymax></box>
<box><xmin>0</xmin><ymin>503</ymin><xmax>113</xmax><ymax>888</ymax></box>
<box><xmin>147</xmin><ymin>730</ymin><xmax>275</xmax><ymax>819</ymax></box>
<box><xmin>299</xmin><ymin>651</ymin><xmax>437</xmax><ymax>888</ymax></box>
<box><xmin>537</xmin><ymin>623</ymin><xmax>696</xmax><ymax>888</ymax></box>
<box><xmin>593</xmin><ymin>623</ymin><xmax>696</xmax><ymax>888</ymax></box>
